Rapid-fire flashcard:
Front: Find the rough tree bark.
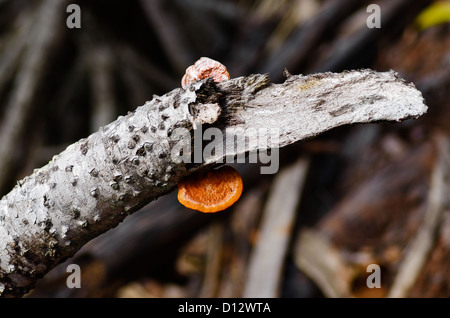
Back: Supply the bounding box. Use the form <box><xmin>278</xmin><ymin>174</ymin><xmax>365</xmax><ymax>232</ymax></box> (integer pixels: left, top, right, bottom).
<box><xmin>0</xmin><ymin>69</ymin><xmax>427</xmax><ymax>297</ymax></box>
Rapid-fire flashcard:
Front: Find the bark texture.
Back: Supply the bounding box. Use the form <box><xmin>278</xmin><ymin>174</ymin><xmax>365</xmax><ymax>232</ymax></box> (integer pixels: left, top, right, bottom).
<box><xmin>0</xmin><ymin>70</ymin><xmax>427</xmax><ymax>297</ymax></box>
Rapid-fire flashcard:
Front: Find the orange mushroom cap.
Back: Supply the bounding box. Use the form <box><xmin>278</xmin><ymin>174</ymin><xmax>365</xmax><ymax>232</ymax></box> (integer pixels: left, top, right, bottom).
<box><xmin>177</xmin><ymin>165</ymin><xmax>243</xmax><ymax>213</ymax></box>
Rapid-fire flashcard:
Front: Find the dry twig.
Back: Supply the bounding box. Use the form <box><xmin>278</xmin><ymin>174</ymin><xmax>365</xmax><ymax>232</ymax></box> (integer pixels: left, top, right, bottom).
<box><xmin>388</xmin><ymin>134</ymin><xmax>449</xmax><ymax>297</ymax></box>
<box><xmin>243</xmin><ymin>158</ymin><xmax>309</xmax><ymax>297</ymax></box>
<box><xmin>0</xmin><ymin>69</ymin><xmax>426</xmax><ymax>297</ymax></box>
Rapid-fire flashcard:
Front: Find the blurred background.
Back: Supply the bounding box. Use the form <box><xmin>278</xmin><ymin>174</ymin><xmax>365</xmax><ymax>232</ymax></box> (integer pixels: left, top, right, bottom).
<box><xmin>1</xmin><ymin>0</ymin><xmax>449</xmax><ymax>297</ymax></box>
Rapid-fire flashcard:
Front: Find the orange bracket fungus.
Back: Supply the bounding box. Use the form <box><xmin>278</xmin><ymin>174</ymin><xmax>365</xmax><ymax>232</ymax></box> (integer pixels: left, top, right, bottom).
<box><xmin>181</xmin><ymin>57</ymin><xmax>230</xmax><ymax>89</ymax></box>
<box><xmin>178</xmin><ymin>165</ymin><xmax>243</xmax><ymax>213</ymax></box>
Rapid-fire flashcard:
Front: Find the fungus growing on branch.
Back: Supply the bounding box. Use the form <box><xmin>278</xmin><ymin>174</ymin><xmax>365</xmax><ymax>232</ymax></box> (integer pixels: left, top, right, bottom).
<box><xmin>177</xmin><ymin>166</ymin><xmax>243</xmax><ymax>213</ymax></box>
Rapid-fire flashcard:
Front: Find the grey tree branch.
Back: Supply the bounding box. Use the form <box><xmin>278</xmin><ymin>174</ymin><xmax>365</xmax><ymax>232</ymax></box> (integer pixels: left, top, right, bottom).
<box><xmin>0</xmin><ymin>69</ymin><xmax>427</xmax><ymax>297</ymax></box>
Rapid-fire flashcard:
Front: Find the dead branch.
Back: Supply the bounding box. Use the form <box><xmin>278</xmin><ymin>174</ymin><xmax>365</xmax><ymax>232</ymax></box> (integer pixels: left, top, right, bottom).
<box><xmin>243</xmin><ymin>158</ymin><xmax>309</xmax><ymax>297</ymax></box>
<box><xmin>0</xmin><ymin>69</ymin><xmax>427</xmax><ymax>297</ymax></box>
<box><xmin>293</xmin><ymin>228</ymin><xmax>354</xmax><ymax>298</ymax></box>
<box><xmin>388</xmin><ymin>134</ymin><xmax>449</xmax><ymax>297</ymax></box>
